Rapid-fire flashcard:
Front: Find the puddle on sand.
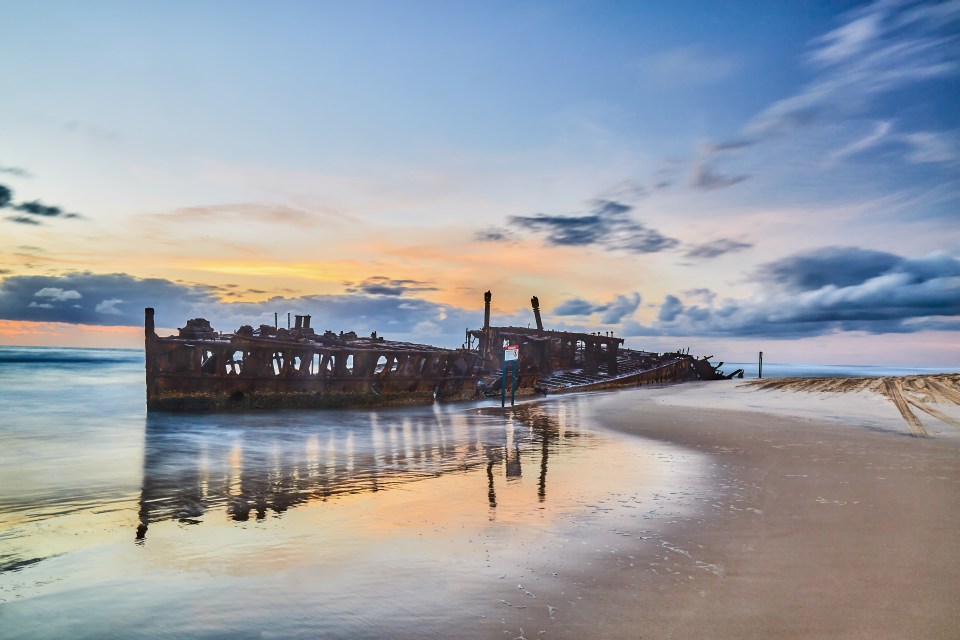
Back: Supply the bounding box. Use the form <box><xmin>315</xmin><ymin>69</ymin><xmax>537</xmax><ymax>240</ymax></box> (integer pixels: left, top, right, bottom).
<box><xmin>0</xmin><ymin>393</ymin><xmax>708</xmax><ymax>640</ymax></box>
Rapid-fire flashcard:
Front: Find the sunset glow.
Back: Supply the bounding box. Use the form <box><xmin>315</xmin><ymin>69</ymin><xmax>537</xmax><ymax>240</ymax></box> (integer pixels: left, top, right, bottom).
<box><xmin>1</xmin><ymin>1</ymin><xmax>957</xmax><ymax>365</ymax></box>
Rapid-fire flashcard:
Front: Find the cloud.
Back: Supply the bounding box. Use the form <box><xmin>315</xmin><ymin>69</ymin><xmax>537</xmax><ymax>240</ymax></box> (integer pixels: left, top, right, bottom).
<box><xmin>35</xmin><ymin>288</ymin><xmax>82</xmax><ymax>301</ymax></box>
<box><xmin>151</xmin><ymin>203</ymin><xmax>320</xmax><ymax>227</ymax></box>
<box><xmin>0</xmin><ymin>165</ymin><xmax>31</xmax><ymax>178</ymax></box>
<box><xmin>552</xmin><ymin>292</ymin><xmax>641</xmax><ymax>324</ymax></box>
<box><xmin>684</xmin><ymin>238</ymin><xmax>753</xmax><ymax>259</ymax></box>
<box><xmin>742</xmin><ymin>0</ymin><xmax>960</xmax><ymax>142</ymax></box>
<box><xmin>602</xmin><ymin>180</ymin><xmax>648</xmax><ymax>201</ymax></box>
<box><xmin>0</xmin><ymin>272</ymin><xmax>483</xmax><ymax>347</ymax></box>
<box><xmin>553</xmin><ymin>298</ymin><xmax>596</xmax><ymax>316</ymax></box>
<box><xmin>95</xmin><ymin>299</ymin><xmax>125</xmax><ymax>315</ymax></box>
<box><xmin>691</xmin><ymin>155</ymin><xmax>749</xmax><ymax>191</ymax></box>
<box><xmin>684</xmin><ymin>238</ymin><xmax>753</xmax><ymax>260</ymax></box>
<box><xmin>635</xmin><ymin>247</ymin><xmax>960</xmax><ymax>338</ymax></box>
<box><xmin>808</xmin><ymin>10</ymin><xmax>882</xmax><ymax>65</ymax></box>
<box><xmin>474</xmin><ymin>228</ymin><xmax>517</xmax><ymax>243</ymax></box>
<box><xmin>508</xmin><ymin>199</ymin><xmax>679</xmax><ymax>254</ymax></box>
<box><xmin>342</xmin><ymin>276</ymin><xmax>438</xmax><ymax>297</ymax></box>
<box><xmin>0</xmin><ymin>273</ymin><xmax>215</xmax><ymax>327</ymax></box>
<box><xmin>898</xmin><ymin>130</ymin><xmax>960</xmax><ymax>164</ymax></box>
<box><xmin>0</xmin><ymin>183</ymin><xmax>83</xmax><ymax>224</ymax></box>
<box><xmin>755</xmin><ymin>246</ymin><xmax>905</xmax><ymax>292</ymax></box>
<box><xmin>707</xmin><ymin>140</ymin><xmax>753</xmax><ymax>152</ymax></box>
<box><xmin>658</xmin><ymin>295</ymin><xmax>684</xmax><ymax>322</ymax></box>
<box><xmin>597</xmin><ymin>293</ymin><xmax>642</xmax><ymax>324</ymax></box>
<box><xmin>827</xmin><ymin>120</ymin><xmax>894</xmax><ymax>163</ymax></box>
<box><xmin>826</xmin><ymin>122</ymin><xmax>958</xmax><ymax>167</ymax></box>
<box><xmin>690</xmin><ymin>142</ymin><xmax>749</xmax><ymax>191</ymax></box>
<box><xmin>683</xmin><ymin>288</ymin><xmax>717</xmax><ymax>305</ymax></box>
<box><xmin>15</xmin><ymin>201</ymin><xmax>66</xmax><ymax>217</ymax></box>
<box><xmin>5</xmin><ymin>215</ymin><xmax>41</xmax><ymax>225</ymax></box>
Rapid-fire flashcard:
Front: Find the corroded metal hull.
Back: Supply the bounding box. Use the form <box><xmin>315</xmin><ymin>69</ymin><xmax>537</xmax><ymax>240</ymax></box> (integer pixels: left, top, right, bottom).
<box><xmin>466</xmin><ymin>321</ymin><xmax>732</xmax><ymax>398</ymax></box>
<box><xmin>145</xmin><ymin>309</ymin><xmax>478</xmax><ymax>411</ymax></box>
<box><xmin>145</xmin><ymin>297</ymin><xmax>732</xmax><ymax>412</ymax></box>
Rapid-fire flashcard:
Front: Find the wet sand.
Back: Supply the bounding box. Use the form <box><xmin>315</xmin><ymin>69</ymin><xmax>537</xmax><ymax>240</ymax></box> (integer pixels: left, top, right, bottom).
<box><xmin>496</xmin><ymin>379</ymin><xmax>960</xmax><ymax>639</ymax></box>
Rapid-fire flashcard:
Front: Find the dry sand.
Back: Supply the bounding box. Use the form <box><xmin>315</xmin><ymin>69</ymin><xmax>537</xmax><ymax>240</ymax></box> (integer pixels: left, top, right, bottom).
<box><xmin>496</xmin><ymin>375</ymin><xmax>960</xmax><ymax>639</ymax></box>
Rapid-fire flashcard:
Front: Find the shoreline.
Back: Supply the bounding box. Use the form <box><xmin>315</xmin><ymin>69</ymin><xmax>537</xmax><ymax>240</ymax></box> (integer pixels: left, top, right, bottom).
<box><xmin>493</xmin><ymin>381</ymin><xmax>960</xmax><ymax>639</ymax></box>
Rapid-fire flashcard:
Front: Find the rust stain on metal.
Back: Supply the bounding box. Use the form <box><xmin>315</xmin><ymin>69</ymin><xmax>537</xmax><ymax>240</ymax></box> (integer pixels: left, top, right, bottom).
<box><xmin>145</xmin><ymin>292</ymin><xmax>734</xmax><ymax>412</ymax></box>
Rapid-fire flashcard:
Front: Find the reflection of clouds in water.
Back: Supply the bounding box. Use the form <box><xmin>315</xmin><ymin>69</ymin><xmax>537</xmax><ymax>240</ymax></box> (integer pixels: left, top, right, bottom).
<box><xmin>136</xmin><ymin>400</ymin><xmax>586</xmax><ymax>540</ymax></box>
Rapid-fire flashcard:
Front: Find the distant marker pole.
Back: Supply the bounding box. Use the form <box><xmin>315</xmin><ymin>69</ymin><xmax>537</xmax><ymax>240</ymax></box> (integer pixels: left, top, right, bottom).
<box><xmin>759</xmin><ymin>351</ymin><xmax>763</xmax><ymax>379</ymax></box>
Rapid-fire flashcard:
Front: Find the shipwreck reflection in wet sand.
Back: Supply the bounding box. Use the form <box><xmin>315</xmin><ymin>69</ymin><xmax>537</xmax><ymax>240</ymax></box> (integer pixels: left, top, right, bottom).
<box><xmin>136</xmin><ymin>401</ymin><xmax>573</xmax><ymax>541</ymax></box>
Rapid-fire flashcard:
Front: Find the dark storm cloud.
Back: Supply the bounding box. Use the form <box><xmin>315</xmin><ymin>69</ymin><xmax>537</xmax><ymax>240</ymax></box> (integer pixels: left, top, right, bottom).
<box><xmin>756</xmin><ymin>246</ymin><xmax>906</xmax><ymax>291</ymax></box>
<box><xmin>628</xmin><ymin>248</ymin><xmax>960</xmax><ymax>338</ymax></box>
<box><xmin>685</xmin><ymin>238</ymin><xmax>753</xmax><ymax>259</ymax></box>
<box><xmin>509</xmin><ymin>200</ymin><xmax>679</xmax><ymax>254</ymax></box>
<box><xmin>552</xmin><ymin>292</ymin><xmax>641</xmax><ymax>324</ymax></box>
<box><xmin>0</xmin><ymin>185</ymin><xmax>11</xmax><ymax>208</ymax></box>
<box><xmin>0</xmin><ymin>273</ymin><xmax>217</xmax><ymax>326</ymax></box>
<box><xmin>343</xmin><ymin>276</ymin><xmax>438</xmax><ymax>297</ymax></box>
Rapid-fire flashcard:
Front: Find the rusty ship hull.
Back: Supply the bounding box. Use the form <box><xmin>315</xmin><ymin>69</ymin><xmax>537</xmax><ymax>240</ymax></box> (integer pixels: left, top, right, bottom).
<box><xmin>144</xmin><ymin>309</ymin><xmax>479</xmax><ymax>411</ymax></box>
<box><xmin>465</xmin><ymin>294</ymin><xmax>735</xmax><ymax>398</ymax></box>
<box><xmin>145</xmin><ymin>294</ymin><xmax>734</xmax><ymax>412</ymax></box>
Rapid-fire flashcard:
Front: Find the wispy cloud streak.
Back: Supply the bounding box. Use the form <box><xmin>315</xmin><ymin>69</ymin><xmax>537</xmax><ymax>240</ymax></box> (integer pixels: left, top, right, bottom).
<box><xmin>743</xmin><ymin>0</ymin><xmax>959</xmax><ymax>142</ymax></box>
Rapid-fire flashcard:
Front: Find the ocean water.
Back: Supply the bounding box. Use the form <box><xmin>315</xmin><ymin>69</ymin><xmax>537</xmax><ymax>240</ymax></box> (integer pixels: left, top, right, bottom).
<box><xmin>0</xmin><ymin>347</ymin><xmax>707</xmax><ymax>640</ymax></box>
<box><xmin>1</xmin><ymin>346</ymin><xmax>952</xmax><ymax>639</ymax></box>
<box><xmin>721</xmin><ymin>361</ymin><xmax>960</xmax><ymax>379</ymax></box>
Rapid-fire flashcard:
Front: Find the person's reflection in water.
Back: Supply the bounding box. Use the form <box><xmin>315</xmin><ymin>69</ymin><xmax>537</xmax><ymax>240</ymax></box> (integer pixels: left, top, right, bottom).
<box><xmin>485</xmin><ymin>445</ymin><xmax>502</xmax><ymax>512</ymax></box>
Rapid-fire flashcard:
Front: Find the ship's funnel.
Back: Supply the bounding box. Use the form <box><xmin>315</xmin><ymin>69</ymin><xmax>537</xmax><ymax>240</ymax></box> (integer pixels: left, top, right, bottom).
<box><xmin>483</xmin><ymin>290</ymin><xmax>492</xmax><ymax>330</ymax></box>
<box><xmin>531</xmin><ymin>296</ymin><xmax>543</xmax><ymax>331</ymax></box>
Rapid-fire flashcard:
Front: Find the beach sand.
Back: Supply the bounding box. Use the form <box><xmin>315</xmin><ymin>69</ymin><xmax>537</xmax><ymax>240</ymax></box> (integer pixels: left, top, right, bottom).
<box><xmin>495</xmin><ymin>377</ymin><xmax>960</xmax><ymax>639</ymax></box>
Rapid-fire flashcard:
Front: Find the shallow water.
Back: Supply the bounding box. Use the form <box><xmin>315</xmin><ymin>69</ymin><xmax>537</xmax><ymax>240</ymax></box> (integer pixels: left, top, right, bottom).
<box><xmin>0</xmin><ymin>347</ymin><xmax>708</xmax><ymax>639</ymax></box>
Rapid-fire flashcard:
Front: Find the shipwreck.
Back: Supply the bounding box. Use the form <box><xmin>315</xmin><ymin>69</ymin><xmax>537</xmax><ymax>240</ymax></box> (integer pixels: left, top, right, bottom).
<box><xmin>144</xmin><ymin>292</ymin><xmax>737</xmax><ymax>411</ymax></box>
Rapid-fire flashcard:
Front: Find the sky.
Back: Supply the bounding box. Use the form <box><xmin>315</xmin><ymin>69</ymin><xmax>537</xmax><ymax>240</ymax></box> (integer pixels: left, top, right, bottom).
<box><xmin>0</xmin><ymin>0</ymin><xmax>958</xmax><ymax>366</ymax></box>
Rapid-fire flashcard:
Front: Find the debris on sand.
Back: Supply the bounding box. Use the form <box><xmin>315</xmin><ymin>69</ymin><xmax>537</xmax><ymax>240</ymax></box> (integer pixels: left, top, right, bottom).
<box><xmin>745</xmin><ymin>374</ymin><xmax>960</xmax><ymax>437</ymax></box>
